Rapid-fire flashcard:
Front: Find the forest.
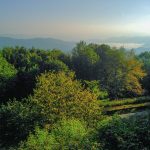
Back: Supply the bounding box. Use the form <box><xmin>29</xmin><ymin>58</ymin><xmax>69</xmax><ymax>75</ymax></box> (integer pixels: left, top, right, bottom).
<box><xmin>0</xmin><ymin>41</ymin><xmax>150</xmax><ymax>150</ymax></box>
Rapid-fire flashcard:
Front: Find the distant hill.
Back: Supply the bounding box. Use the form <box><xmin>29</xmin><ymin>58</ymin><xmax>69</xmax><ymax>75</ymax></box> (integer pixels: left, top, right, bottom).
<box><xmin>0</xmin><ymin>36</ymin><xmax>149</xmax><ymax>53</ymax></box>
<box><xmin>0</xmin><ymin>37</ymin><xmax>76</xmax><ymax>52</ymax></box>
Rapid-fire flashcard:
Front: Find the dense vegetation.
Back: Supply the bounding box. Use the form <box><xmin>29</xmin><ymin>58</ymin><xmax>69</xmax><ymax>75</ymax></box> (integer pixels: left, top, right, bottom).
<box><xmin>0</xmin><ymin>42</ymin><xmax>150</xmax><ymax>149</ymax></box>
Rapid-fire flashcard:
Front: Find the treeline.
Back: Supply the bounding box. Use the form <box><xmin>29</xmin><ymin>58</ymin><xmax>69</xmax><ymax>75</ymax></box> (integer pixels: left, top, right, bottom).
<box><xmin>0</xmin><ymin>42</ymin><xmax>150</xmax><ymax>149</ymax></box>
<box><xmin>0</xmin><ymin>41</ymin><xmax>150</xmax><ymax>103</ymax></box>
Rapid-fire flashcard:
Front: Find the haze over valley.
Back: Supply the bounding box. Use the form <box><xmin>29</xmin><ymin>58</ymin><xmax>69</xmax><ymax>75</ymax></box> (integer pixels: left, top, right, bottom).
<box><xmin>0</xmin><ymin>36</ymin><xmax>149</xmax><ymax>53</ymax></box>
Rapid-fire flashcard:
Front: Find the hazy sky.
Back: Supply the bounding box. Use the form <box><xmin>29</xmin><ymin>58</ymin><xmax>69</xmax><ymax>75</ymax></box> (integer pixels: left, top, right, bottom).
<box><xmin>0</xmin><ymin>0</ymin><xmax>150</xmax><ymax>40</ymax></box>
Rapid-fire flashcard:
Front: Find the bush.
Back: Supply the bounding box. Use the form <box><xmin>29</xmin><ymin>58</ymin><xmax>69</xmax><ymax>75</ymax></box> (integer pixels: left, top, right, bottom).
<box><xmin>19</xmin><ymin>119</ymin><xmax>100</xmax><ymax>150</ymax></box>
<box><xmin>31</xmin><ymin>71</ymin><xmax>102</xmax><ymax>127</ymax></box>
<box><xmin>51</xmin><ymin>119</ymin><xmax>88</xmax><ymax>148</ymax></box>
<box><xmin>97</xmin><ymin>115</ymin><xmax>150</xmax><ymax>150</ymax></box>
<box><xmin>0</xmin><ymin>100</ymin><xmax>42</xmax><ymax>147</ymax></box>
<box><xmin>18</xmin><ymin>127</ymin><xmax>55</xmax><ymax>150</ymax></box>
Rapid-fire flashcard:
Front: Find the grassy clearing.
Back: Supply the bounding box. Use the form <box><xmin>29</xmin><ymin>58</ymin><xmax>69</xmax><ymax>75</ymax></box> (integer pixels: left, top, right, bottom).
<box><xmin>105</xmin><ymin>102</ymin><xmax>150</xmax><ymax>111</ymax></box>
<box><xmin>100</xmin><ymin>96</ymin><xmax>150</xmax><ymax>107</ymax></box>
<box><xmin>100</xmin><ymin>96</ymin><xmax>150</xmax><ymax>115</ymax></box>
<box><xmin>105</xmin><ymin>104</ymin><xmax>150</xmax><ymax>114</ymax></box>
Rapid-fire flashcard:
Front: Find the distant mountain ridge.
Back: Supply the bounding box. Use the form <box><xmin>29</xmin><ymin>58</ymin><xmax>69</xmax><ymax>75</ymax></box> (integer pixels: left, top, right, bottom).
<box><xmin>0</xmin><ymin>36</ymin><xmax>149</xmax><ymax>53</ymax></box>
<box><xmin>0</xmin><ymin>37</ymin><xmax>76</xmax><ymax>52</ymax></box>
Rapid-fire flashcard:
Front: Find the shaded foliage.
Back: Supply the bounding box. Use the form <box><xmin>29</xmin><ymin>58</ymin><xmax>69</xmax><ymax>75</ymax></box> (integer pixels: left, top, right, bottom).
<box><xmin>97</xmin><ymin>115</ymin><xmax>150</xmax><ymax>150</ymax></box>
<box><xmin>0</xmin><ymin>100</ymin><xmax>42</xmax><ymax>147</ymax></box>
<box><xmin>71</xmin><ymin>42</ymin><xmax>146</xmax><ymax>98</ymax></box>
<box><xmin>138</xmin><ymin>51</ymin><xmax>150</xmax><ymax>94</ymax></box>
<box><xmin>1</xmin><ymin>47</ymin><xmax>69</xmax><ymax>99</ymax></box>
<box><xmin>0</xmin><ymin>44</ymin><xmax>149</xmax><ymax>149</ymax></box>
<box><xmin>72</xmin><ymin>41</ymin><xmax>99</xmax><ymax>80</ymax></box>
<box><xmin>0</xmin><ymin>54</ymin><xmax>17</xmax><ymax>102</ymax></box>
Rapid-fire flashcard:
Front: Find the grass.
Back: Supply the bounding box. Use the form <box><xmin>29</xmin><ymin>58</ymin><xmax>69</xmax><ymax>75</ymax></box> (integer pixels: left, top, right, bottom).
<box><xmin>100</xmin><ymin>96</ymin><xmax>150</xmax><ymax>107</ymax></box>
<box><xmin>100</xmin><ymin>96</ymin><xmax>150</xmax><ymax>115</ymax></box>
<box><xmin>105</xmin><ymin>102</ymin><xmax>150</xmax><ymax>111</ymax></box>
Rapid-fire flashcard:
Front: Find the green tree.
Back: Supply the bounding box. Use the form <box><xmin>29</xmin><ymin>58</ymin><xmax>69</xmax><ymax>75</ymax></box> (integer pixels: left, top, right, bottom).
<box><xmin>0</xmin><ymin>54</ymin><xmax>17</xmax><ymax>102</ymax></box>
<box><xmin>31</xmin><ymin>71</ymin><xmax>102</xmax><ymax>127</ymax></box>
<box><xmin>39</xmin><ymin>59</ymin><xmax>68</xmax><ymax>73</ymax></box>
<box><xmin>2</xmin><ymin>47</ymin><xmax>35</xmax><ymax>71</ymax></box>
<box><xmin>72</xmin><ymin>41</ymin><xmax>99</xmax><ymax>80</ymax></box>
<box><xmin>94</xmin><ymin>45</ymin><xmax>145</xmax><ymax>98</ymax></box>
<box><xmin>83</xmin><ymin>80</ymin><xmax>108</xmax><ymax>100</ymax></box>
<box><xmin>71</xmin><ymin>43</ymin><xmax>145</xmax><ymax>98</ymax></box>
<box><xmin>0</xmin><ymin>100</ymin><xmax>42</xmax><ymax>147</ymax></box>
<box><xmin>1</xmin><ymin>47</ymin><xmax>70</xmax><ymax>99</ymax></box>
<box><xmin>138</xmin><ymin>51</ymin><xmax>150</xmax><ymax>95</ymax></box>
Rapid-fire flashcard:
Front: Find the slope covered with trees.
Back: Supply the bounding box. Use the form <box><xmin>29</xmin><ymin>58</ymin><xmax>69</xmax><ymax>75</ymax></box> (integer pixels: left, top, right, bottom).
<box><xmin>0</xmin><ymin>43</ymin><xmax>149</xmax><ymax>149</ymax></box>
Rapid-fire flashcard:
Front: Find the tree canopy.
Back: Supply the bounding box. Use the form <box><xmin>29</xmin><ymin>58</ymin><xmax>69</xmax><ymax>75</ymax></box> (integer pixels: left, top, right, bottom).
<box><xmin>71</xmin><ymin>42</ymin><xmax>145</xmax><ymax>98</ymax></box>
<box><xmin>0</xmin><ymin>54</ymin><xmax>17</xmax><ymax>102</ymax></box>
<box><xmin>31</xmin><ymin>71</ymin><xmax>101</xmax><ymax>127</ymax></box>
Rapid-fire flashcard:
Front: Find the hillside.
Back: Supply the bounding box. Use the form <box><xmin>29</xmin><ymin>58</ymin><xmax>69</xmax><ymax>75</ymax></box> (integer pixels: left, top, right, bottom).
<box><xmin>0</xmin><ymin>36</ymin><xmax>150</xmax><ymax>53</ymax></box>
<box><xmin>0</xmin><ymin>37</ymin><xmax>75</xmax><ymax>51</ymax></box>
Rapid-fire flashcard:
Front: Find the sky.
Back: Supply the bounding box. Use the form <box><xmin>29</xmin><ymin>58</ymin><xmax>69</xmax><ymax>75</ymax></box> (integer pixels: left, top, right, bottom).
<box><xmin>0</xmin><ymin>0</ymin><xmax>150</xmax><ymax>40</ymax></box>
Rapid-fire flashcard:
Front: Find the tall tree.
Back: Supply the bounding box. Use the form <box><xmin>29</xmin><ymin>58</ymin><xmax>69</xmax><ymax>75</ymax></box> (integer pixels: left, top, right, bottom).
<box><xmin>72</xmin><ymin>41</ymin><xmax>99</xmax><ymax>80</ymax></box>
<box><xmin>31</xmin><ymin>71</ymin><xmax>101</xmax><ymax>127</ymax></box>
<box><xmin>138</xmin><ymin>51</ymin><xmax>150</xmax><ymax>94</ymax></box>
<box><xmin>94</xmin><ymin>45</ymin><xmax>145</xmax><ymax>98</ymax></box>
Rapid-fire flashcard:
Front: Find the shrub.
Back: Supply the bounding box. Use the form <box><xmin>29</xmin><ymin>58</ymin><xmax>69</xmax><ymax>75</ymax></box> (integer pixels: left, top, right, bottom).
<box><xmin>19</xmin><ymin>119</ymin><xmax>100</xmax><ymax>150</ymax></box>
<box><xmin>0</xmin><ymin>100</ymin><xmax>42</xmax><ymax>147</ymax></box>
<box><xmin>18</xmin><ymin>127</ymin><xmax>55</xmax><ymax>150</ymax></box>
<box><xmin>51</xmin><ymin>119</ymin><xmax>88</xmax><ymax>148</ymax></box>
<box><xmin>97</xmin><ymin>115</ymin><xmax>150</xmax><ymax>150</ymax></box>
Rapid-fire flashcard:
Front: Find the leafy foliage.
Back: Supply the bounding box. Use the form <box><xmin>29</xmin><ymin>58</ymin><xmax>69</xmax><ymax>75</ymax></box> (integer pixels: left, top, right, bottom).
<box><xmin>18</xmin><ymin>127</ymin><xmax>55</xmax><ymax>150</ymax></box>
<box><xmin>31</xmin><ymin>71</ymin><xmax>102</xmax><ymax>127</ymax></box>
<box><xmin>0</xmin><ymin>100</ymin><xmax>42</xmax><ymax>147</ymax></box>
<box><xmin>0</xmin><ymin>54</ymin><xmax>17</xmax><ymax>102</ymax></box>
<box><xmin>97</xmin><ymin>115</ymin><xmax>150</xmax><ymax>150</ymax></box>
<box><xmin>71</xmin><ymin>42</ymin><xmax>146</xmax><ymax>98</ymax></box>
<box><xmin>39</xmin><ymin>59</ymin><xmax>68</xmax><ymax>73</ymax></box>
<box><xmin>138</xmin><ymin>51</ymin><xmax>150</xmax><ymax>94</ymax></box>
<box><xmin>1</xmin><ymin>45</ymin><xmax>147</xmax><ymax>99</ymax></box>
<box><xmin>1</xmin><ymin>47</ymin><xmax>69</xmax><ymax>99</ymax></box>
<box><xmin>19</xmin><ymin>119</ymin><xmax>99</xmax><ymax>150</ymax></box>
<box><xmin>83</xmin><ymin>80</ymin><xmax>108</xmax><ymax>99</ymax></box>
<box><xmin>94</xmin><ymin>45</ymin><xmax>145</xmax><ymax>98</ymax></box>
<box><xmin>72</xmin><ymin>41</ymin><xmax>99</xmax><ymax>80</ymax></box>
<box><xmin>0</xmin><ymin>45</ymin><xmax>149</xmax><ymax>150</ymax></box>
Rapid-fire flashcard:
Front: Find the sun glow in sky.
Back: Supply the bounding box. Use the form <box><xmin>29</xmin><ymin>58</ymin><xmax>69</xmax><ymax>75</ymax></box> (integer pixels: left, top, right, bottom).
<box><xmin>0</xmin><ymin>0</ymin><xmax>150</xmax><ymax>40</ymax></box>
